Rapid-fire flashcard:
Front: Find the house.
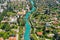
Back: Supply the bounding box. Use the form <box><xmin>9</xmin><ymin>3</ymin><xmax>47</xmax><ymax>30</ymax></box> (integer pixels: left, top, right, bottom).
<box><xmin>0</xmin><ymin>1</ymin><xmax>7</xmax><ymax>12</ymax></box>
<box><xmin>1</xmin><ymin>20</ymin><xmax>8</xmax><ymax>23</ymax></box>
<box><xmin>51</xmin><ymin>17</ymin><xmax>58</xmax><ymax>21</ymax></box>
<box><xmin>45</xmin><ymin>39</ymin><xmax>50</xmax><ymax>40</ymax></box>
<box><xmin>17</xmin><ymin>9</ymin><xmax>26</xmax><ymax>15</ymax></box>
<box><xmin>8</xmin><ymin>0</ymin><xmax>17</xmax><ymax>2</ymax></box>
<box><xmin>55</xmin><ymin>26</ymin><xmax>60</xmax><ymax>29</ymax></box>
<box><xmin>9</xmin><ymin>16</ymin><xmax>17</xmax><ymax>23</ymax></box>
<box><xmin>56</xmin><ymin>1</ymin><xmax>60</xmax><ymax>4</ymax></box>
<box><xmin>0</xmin><ymin>37</ymin><xmax>4</xmax><ymax>40</ymax></box>
<box><xmin>17</xmin><ymin>9</ymin><xmax>26</xmax><ymax>18</ymax></box>
<box><xmin>47</xmin><ymin>33</ymin><xmax>54</xmax><ymax>37</ymax></box>
<box><xmin>52</xmin><ymin>21</ymin><xmax>58</xmax><ymax>25</ymax></box>
<box><xmin>9</xmin><ymin>36</ymin><xmax>16</xmax><ymax>40</ymax></box>
<box><xmin>58</xmin><ymin>32</ymin><xmax>60</xmax><ymax>35</ymax></box>
<box><xmin>37</xmin><ymin>32</ymin><xmax>43</xmax><ymax>36</ymax></box>
<box><xmin>7</xmin><ymin>0</ymin><xmax>21</xmax><ymax>2</ymax></box>
<box><xmin>2</xmin><ymin>1</ymin><xmax>7</xmax><ymax>7</ymax></box>
<box><xmin>8</xmin><ymin>0</ymin><xmax>26</xmax><ymax>2</ymax></box>
<box><xmin>17</xmin><ymin>12</ymin><xmax>24</xmax><ymax>15</ymax></box>
<box><xmin>0</xmin><ymin>9</ymin><xmax>4</xmax><ymax>13</ymax></box>
<box><xmin>26</xmin><ymin>5</ymin><xmax>30</xmax><ymax>11</ymax></box>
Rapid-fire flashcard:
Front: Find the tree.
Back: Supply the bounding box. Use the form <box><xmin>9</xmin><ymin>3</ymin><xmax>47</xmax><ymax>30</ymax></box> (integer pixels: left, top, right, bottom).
<box><xmin>7</xmin><ymin>12</ymin><xmax>16</xmax><ymax>16</ymax></box>
<box><xmin>1</xmin><ymin>23</ymin><xmax>11</xmax><ymax>31</ymax></box>
<box><xmin>0</xmin><ymin>23</ymin><xmax>4</xmax><ymax>29</ymax></box>
<box><xmin>0</xmin><ymin>10</ymin><xmax>7</xmax><ymax>22</ymax></box>
<box><xmin>3</xmin><ymin>32</ymin><xmax>9</xmax><ymax>39</ymax></box>
<box><xmin>0</xmin><ymin>32</ymin><xmax>4</xmax><ymax>37</ymax></box>
<box><xmin>18</xmin><ymin>19</ymin><xmax>25</xmax><ymax>26</ymax></box>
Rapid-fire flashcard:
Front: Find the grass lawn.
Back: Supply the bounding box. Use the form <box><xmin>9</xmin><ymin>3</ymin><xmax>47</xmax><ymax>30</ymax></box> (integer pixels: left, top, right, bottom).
<box><xmin>31</xmin><ymin>34</ymin><xmax>39</xmax><ymax>40</ymax></box>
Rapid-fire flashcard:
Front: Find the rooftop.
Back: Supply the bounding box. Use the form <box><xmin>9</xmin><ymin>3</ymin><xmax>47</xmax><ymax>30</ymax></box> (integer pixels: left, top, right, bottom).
<box><xmin>17</xmin><ymin>9</ymin><xmax>26</xmax><ymax>15</ymax></box>
<box><xmin>37</xmin><ymin>32</ymin><xmax>43</xmax><ymax>36</ymax></box>
<box><xmin>0</xmin><ymin>9</ymin><xmax>4</xmax><ymax>13</ymax></box>
<box><xmin>9</xmin><ymin>36</ymin><xmax>16</xmax><ymax>40</ymax></box>
<box><xmin>0</xmin><ymin>37</ymin><xmax>4</xmax><ymax>40</ymax></box>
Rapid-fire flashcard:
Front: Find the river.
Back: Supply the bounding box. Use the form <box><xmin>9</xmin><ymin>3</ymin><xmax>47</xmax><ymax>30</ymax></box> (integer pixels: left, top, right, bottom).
<box><xmin>24</xmin><ymin>0</ymin><xmax>36</xmax><ymax>40</ymax></box>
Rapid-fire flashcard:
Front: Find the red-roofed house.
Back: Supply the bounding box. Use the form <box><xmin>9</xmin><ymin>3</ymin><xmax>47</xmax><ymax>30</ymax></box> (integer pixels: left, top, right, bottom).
<box><xmin>9</xmin><ymin>36</ymin><xmax>16</xmax><ymax>40</ymax></box>
<box><xmin>0</xmin><ymin>37</ymin><xmax>4</xmax><ymax>40</ymax></box>
<box><xmin>37</xmin><ymin>32</ymin><xmax>43</xmax><ymax>36</ymax></box>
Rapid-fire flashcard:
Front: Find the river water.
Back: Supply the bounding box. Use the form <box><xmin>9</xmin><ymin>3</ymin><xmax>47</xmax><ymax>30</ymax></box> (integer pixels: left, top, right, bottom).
<box><xmin>24</xmin><ymin>0</ymin><xmax>36</xmax><ymax>40</ymax></box>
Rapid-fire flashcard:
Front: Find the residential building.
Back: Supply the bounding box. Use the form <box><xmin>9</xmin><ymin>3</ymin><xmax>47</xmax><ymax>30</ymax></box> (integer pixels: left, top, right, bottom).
<box><xmin>9</xmin><ymin>36</ymin><xmax>16</xmax><ymax>40</ymax></box>
<box><xmin>37</xmin><ymin>32</ymin><xmax>43</xmax><ymax>36</ymax></box>
<box><xmin>7</xmin><ymin>0</ymin><xmax>26</xmax><ymax>2</ymax></box>
<box><xmin>26</xmin><ymin>5</ymin><xmax>30</xmax><ymax>11</ymax></box>
<box><xmin>0</xmin><ymin>4</ymin><xmax>4</xmax><ymax>13</ymax></box>
<box><xmin>9</xmin><ymin>16</ymin><xmax>17</xmax><ymax>23</ymax></box>
<box><xmin>0</xmin><ymin>9</ymin><xmax>4</xmax><ymax>13</ymax></box>
<box><xmin>47</xmin><ymin>33</ymin><xmax>54</xmax><ymax>37</ymax></box>
<box><xmin>0</xmin><ymin>37</ymin><xmax>4</xmax><ymax>40</ymax></box>
<box><xmin>17</xmin><ymin>10</ymin><xmax>26</xmax><ymax>15</ymax></box>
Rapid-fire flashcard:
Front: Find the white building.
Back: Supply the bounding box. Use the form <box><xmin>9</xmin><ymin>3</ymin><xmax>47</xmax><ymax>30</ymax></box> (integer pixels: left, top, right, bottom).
<box><xmin>9</xmin><ymin>16</ymin><xmax>17</xmax><ymax>23</ymax></box>
<box><xmin>0</xmin><ymin>9</ymin><xmax>4</xmax><ymax>13</ymax></box>
<box><xmin>7</xmin><ymin>0</ymin><xmax>26</xmax><ymax>2</ymax></box>
<box><xmin>47</xmin><ymin>33</ymin><xmax>54</xmax><ymax>37</ymax></box>
<box><xmin>0</xmin><ymin>4</ymin><xmax>4</xmax><ymax>13</ymax></box>
<box><xmin>26</xmin><ymin>5</ymin><xmax>30</xmax><ymax>11</ymax></box>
